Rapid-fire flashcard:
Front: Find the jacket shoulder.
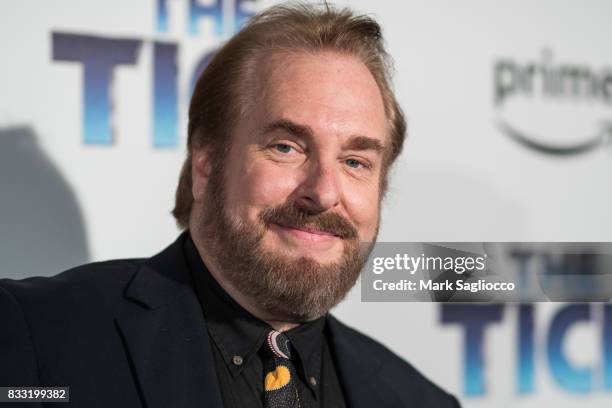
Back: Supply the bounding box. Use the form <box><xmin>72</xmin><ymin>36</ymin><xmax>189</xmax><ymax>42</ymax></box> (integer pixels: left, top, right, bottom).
<box><xmin>0</xmin><ymin>259</ymin><xmax>145</xmax><ymax>326</ymax></box>
<box><xmin>328</xmin><ymin>316</ymin><xmax>460</xmax><ymax>407</ymax></box>
<box><xmin>0</xmin><ymin>259</ymin><xmax>148</xmax><ymax>380</ymax></box>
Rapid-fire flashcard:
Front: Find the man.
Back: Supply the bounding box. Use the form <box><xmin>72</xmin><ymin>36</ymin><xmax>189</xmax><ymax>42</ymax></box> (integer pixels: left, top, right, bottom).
<box><xmin>0</xmin><ymin>3</ymin><xmax>460</xmax><ymax>407</ymax></box>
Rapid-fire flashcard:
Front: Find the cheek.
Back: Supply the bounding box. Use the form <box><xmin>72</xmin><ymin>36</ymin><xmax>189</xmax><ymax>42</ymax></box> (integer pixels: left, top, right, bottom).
<box><xmin>225</xmin><ymin>159</ymin><xmax>299</xmax><ymax>220</ymax></box>
<box><xmin>343</xmin><ymin>182</ymin><xmax>380</xmax><ymax>240</ymax></box>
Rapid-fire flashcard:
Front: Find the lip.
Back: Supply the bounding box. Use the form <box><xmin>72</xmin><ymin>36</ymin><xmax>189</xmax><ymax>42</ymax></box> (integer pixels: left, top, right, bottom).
<box><xmin>272</xmin><ymin>223</ymin><xmax>340</xmax><ymax>243</ymax></box>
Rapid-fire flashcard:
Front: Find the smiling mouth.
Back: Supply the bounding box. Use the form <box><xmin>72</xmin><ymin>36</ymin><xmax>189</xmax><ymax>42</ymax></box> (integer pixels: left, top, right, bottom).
<box><xmin>272</xmin><ymin>223</ymin><xmax>341</xmax><ymax>242</ymax></box>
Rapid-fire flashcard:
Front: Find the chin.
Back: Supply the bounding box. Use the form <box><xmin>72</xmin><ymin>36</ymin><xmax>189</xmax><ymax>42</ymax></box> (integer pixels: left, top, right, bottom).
<box><xmin>265</xmin><ymin>240</ymin><xmax>346</xmax><ymax>266</ymax></box>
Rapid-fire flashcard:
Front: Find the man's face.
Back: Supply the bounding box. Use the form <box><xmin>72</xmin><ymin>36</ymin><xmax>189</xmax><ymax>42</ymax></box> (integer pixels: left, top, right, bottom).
<box><xmin>193</xmin><ymin>51</ymin><xmax>388</xmax><ymax>321</ymax></box>
<box><xmin>225</xmin><ymin>51</ymin><xmax>387</xmax><ymax>261</ymax></box>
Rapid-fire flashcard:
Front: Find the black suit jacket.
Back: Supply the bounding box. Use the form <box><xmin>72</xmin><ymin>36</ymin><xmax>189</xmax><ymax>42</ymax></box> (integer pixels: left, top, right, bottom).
<box><xmin>0</xmin><ymin>235</ymin><xmax>460</xmax><ymax>408</ymax></box>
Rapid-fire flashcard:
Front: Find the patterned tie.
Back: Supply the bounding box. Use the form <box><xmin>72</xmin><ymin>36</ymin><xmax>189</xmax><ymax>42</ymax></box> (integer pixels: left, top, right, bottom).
<box><xmin>262</xmin><ymin>330</ymin><xmax>300</xmax><ymax>408</ymax></box>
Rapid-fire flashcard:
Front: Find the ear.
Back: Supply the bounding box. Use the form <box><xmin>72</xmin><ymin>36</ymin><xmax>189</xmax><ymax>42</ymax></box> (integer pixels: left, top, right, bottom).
<box><xmin>191</xmin><ymin>147</ymin><xmax>212</xmax><ymax>203</ymax></box>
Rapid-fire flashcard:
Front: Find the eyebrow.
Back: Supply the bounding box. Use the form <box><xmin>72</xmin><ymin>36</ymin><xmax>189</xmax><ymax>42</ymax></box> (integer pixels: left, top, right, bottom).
<box><xmin>262</xmin><ymin>119</ymin><xmax>386</xmax><ymax>154</ymax></box>
<box><xmin>342</xmin><ymin>135</ymin><xmax>385</xmax><ymax>154</ymax></box>
<box><xmin>262</xmin><ymin>119</ymin><xmax>313</xmax><ymax>140</ymax></box>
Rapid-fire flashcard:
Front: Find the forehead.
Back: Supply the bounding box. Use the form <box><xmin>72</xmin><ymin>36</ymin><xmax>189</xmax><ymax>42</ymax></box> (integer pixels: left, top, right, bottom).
<box><xmin>249</xmin><ymin>51</ymin><xmax>388</xmax><ymax>145</ymax></box>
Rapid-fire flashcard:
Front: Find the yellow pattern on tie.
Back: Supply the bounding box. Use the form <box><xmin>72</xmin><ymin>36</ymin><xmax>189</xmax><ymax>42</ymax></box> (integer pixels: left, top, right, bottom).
<box><xmin>264</xmin><ymin>365</ymin><xmax>291</xmax><ymax>391</ymax></box>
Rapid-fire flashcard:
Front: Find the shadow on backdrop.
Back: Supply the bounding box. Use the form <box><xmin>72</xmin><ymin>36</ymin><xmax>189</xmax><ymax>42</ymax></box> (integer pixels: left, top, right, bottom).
<box><xmin>0</xmin><ymin>126</ymin><xmax>90</xmax><ymax>278</ymax></box>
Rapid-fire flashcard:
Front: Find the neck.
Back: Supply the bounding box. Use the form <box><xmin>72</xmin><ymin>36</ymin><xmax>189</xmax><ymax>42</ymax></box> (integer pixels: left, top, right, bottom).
<box><xmin>190</xmin><ymin>230</ymin><xmax>300</xmax><ymax>332</ymax></box>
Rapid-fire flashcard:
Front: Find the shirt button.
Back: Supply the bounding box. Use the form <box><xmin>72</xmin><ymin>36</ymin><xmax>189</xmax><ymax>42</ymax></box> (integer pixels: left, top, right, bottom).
<box><xmin>232</xmin><ymin>355</ymin><xmax>243</xmax><ymax>366</ymax></box>
<box><xmin>309</xmin><ymin>376</ymin><xmax>317</xmax><ymax>386</ymax></box>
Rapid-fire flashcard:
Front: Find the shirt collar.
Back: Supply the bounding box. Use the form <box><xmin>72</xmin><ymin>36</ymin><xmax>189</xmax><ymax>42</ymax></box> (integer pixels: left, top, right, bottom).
<box><xmin>284</xmin><ymin>315</ymin><xmax>326</xmax><ymax>395</ymax></box>
<box><xmin>184</xmin><ymin>232</ymin><xmax>326</xmax><ymax>394</ymax></box>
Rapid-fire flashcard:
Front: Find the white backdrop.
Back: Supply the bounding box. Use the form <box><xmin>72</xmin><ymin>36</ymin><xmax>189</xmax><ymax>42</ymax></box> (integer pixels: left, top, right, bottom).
<box><xmin>1</xmin><ymin>1</ymin><xmax>612</xmax><ymax>406</ymax></box>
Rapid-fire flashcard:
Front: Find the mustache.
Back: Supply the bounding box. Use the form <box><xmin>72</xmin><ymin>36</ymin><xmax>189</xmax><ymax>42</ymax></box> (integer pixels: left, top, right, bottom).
<box><xmin>260</xmin><ymin>202</ymin><xmax>358</xmax><ymax>240</ymax></box>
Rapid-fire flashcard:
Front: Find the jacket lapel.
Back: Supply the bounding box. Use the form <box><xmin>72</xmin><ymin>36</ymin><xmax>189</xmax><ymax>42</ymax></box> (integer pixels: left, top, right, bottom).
<box><xmin>114</xmin><ymin>236</ymin><xmax>224</xmax><ymax>408</ymax></box>
<box><xmin>326</xmin><ymin>316</ymin><xmax>403</xmax><ymax>408</ymax></box>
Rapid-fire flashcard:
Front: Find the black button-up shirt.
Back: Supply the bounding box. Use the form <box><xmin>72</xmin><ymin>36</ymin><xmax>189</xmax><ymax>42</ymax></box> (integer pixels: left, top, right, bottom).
<box><xmin>184</xmin><ymin>234</ymin><xmax>347</xmax><ymax>408</ymax></box>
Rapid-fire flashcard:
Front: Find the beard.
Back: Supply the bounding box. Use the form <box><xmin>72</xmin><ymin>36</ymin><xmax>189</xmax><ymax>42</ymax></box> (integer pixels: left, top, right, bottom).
<box><xmin>195</xmin><ymin>163</ymin><xmax>376</xmax><ymax>322</ymax></box>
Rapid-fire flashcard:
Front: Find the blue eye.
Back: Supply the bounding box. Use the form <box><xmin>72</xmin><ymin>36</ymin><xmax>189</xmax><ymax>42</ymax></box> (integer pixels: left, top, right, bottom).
<box><xmin>345</xmin><ymin>158</ymin><xmax>363</xmax><ymax>168</ymax></box>
<box><xmin>274</xmin><ymin>144</ymin><xmax>293</xmax><ymax>153</ymax></box>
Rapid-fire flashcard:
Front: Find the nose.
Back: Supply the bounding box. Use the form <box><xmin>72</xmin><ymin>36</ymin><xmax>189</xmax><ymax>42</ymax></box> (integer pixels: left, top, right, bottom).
<box><xmin>293</xmin><ymin>159</ymin><xmax>340</xmax><ymax>213</ymax></box>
